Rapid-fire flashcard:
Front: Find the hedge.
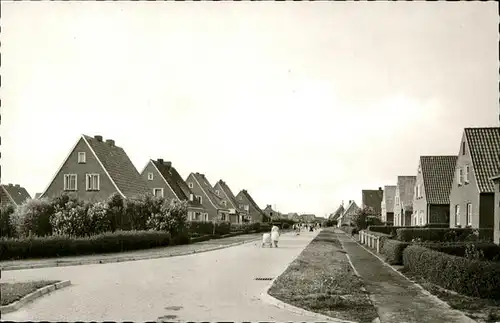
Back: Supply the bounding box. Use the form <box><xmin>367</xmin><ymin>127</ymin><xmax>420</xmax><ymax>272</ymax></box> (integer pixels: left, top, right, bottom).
<box><xmin>380</xmin><ymin>239</ymin><xmax>410</xmax><ymax>265</ymax></box>
<box><xmin>0</xmin><ymin>230</ymin><xmax>172</xmax><ymax>261</ymax></box>
<box><xmin>418</xmin><ymin>241</ymin><xmax>500</xmax><ymax>262</ymax></box>
<box><xmin>403</xmin><ymin>245</ymin><xmax>500</xmax><ymax>299</ymax></box>
<box><xmin>368</xmin><ymin>224</ymin><xmax>450</xmax><ymax>236</ymax></box>
<box><xmin>396</xmin><ymin>228</ymin><xmax>494</xmax><ymax>242</ymax></box>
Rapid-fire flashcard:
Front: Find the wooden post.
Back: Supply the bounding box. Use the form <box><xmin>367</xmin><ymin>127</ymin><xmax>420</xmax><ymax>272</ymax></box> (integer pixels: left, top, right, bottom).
<box><xmin>376</xmin><ymin>237</ymin><xmax>380</xmax><ymax>253</ymax></box>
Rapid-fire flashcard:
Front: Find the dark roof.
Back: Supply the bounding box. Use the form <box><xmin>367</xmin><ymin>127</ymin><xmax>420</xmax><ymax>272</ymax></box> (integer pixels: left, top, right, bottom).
<box><xmin>215</xmin><ymin>180</ymin><xmax>240</xmax><ymax>210</ymax></box>
<box><xmin>83</xmin><ymin>135</ymin><xmax>149</xmax><ymax>198</ymax></box>
<box><xmin>152</xmin><ymin>160</ymin><xmax>203</xmax><ymax>208</ymax></box>
<box><xmin>420</xmin><ymin>156</ymin><xmax>457</xmax><ymax>204</ymax></box>
<box><xmin>238</xmin><ymin>189</ymin><xmax>264</xmax><ymax>214</ymax></box>
<box><xmin>192</xmin><ymin>173</ymin><xmax>228</xmax><ymax>210</ymax></box>
<box><xmin>361</xmin><ymin>189</ymin><xmax>383</xmax><ymax>214</ymax></box>
<box><xmin>343</xmin><ymin>201</ymin><xmax>359</xmax><ymax>216</ymax></box>
<box><xmin>383</xmin><ymin>185</ymin><xmax>397</xmax><ymax>211</ymax></box>
<box><xmin>465</xmin><ymin>127</ymin><xmax>500</xmax><ymax>193</ymax></box>
<box><xmin>330</xmin><ymin>205</ymin><xmax>344</xmax><ymax>220</ymax></box>
<box><xmin>1</xmin><ymin>184</ymin><xmax>31</xmax><ymax>205</ymax></box>
<box><xmin>397</xmin><ymin>176</ymin><xmax>416</xmax><ymax>211</ymax></box>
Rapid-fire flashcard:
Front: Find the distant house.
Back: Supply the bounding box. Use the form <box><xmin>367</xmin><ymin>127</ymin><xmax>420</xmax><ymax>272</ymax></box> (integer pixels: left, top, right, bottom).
<box><xmin>140</xmin><ymin>159</ymin><xmax>206</xmax><ymax>221</ymax></box>
<box><xmin>393</xmin><ymin>176</ymin><xmax>416</xmax><ymax>226</ymax></box>
<box><xmin>287</xmin><ymin>212</ymin><xmax>299</xmax><ymax>220</ymax></box>
<box><xmin>492</xmin><ymin>173</ymin><xmax>500</xmax><ymax>244</ymax></box>
<box><xmin>40</xmin><ymin>135</ymin><xmax>149</xmax><ymax>201</ymax></box>
<box><xmin>263</xmin><ymin>205</ymin><xmax>281</xmax><ymax>221</ymax></box>
<box><xmin>338</xmin><ymin>200</ymin><xmax>359</xmax><ymax>227</ymax></box>
<box><xmin>329</xmin><ymin>204</ymin><xmax>345</xmax><ymax>222</ymax></box>
<box><xmin>381</xmin><ymin>186</ymin><xmax>396</xmax><ymax>224</ymax></box>
<box><xmin>361</xmin><ymin>188</ymin><xmax>384</xmax><ymax>216</ymax></box>
<box><xmin>236</xmin><ymin>190</ymin><xmax>265</xmax><ymax>223</ymax></box>
<box><xmin>449</xmin><ymin>128</ymin><xmax>500</xmax><ymax>230</ymax></box>
<box><xmin>300</xmin><ymin>214</ymin><xmax>317</xmax><ymax>222</ymax></box>
<box><xmin>185</xmin><ymin>172</ymin><xmax>229</xmax><ymax>222</ymax></box>
<box><xmin>0</xmin><ymin>184</ymin><xmax>31</xmax><ymax>207</ymax></box>
<box><xmin>214</xmin><ymin>180</ymin><xmax>246</xmax><ymax>224</ymax></box>
<box><xmin>412</xmin><ymin>156</ymin><xmax>456</xmax><ymax>227</ymax></box>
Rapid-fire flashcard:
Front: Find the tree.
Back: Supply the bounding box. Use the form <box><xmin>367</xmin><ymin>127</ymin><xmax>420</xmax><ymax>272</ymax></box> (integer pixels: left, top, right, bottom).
<box><xmin>351</xmin><ymin>206</ymin><xmax>376</xmax><ymax>229</ymax></box>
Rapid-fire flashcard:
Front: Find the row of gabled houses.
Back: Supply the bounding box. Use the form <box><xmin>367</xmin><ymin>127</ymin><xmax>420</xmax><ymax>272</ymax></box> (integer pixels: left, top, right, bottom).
<box><xmin>1</xmin><ymin>134</ymin><xmax>269</xmax><ymax>224</ymax></box>
<box><xmin>330</xmin><ymin>127</ymin><xmax>500</xmax><ymax>243</ymax></box>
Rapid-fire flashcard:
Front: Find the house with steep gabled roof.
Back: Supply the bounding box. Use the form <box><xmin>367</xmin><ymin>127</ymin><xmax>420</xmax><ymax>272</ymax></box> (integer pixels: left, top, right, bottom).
<box><xmin>329</xmin><ymin>204</ymin><xmax>344</xmax><ymax>221</ymax></box>
<box><xmin>449</xmin><ymin>128</ymin><xmax>500</xmax><ymax>232</ymax></box>
<box><xmin>40</xmin><ymin>135</ymin><xmax>150</xmax><ymax>201</ymax></box>
<box><xmin>0</xmin><ymin>184</ymin><xmax>31</xmax><ymax>207</ymax></box>
<box><xmin>491</xmin><ymin>173</ymin><xmax>500</xmax><ymax>244</ymax></box>
<box><xmin>140</xmin><ymin>159</ymin><xmax>206</xmax><ymax>221</ymax></box>
<box><xmin>185</xmin><ymin>172</ymin><xmax>229</xmax><ymax>222</ymax></box>
<box><xmin>213</xmin><ymin>180</ymin><xmax>246</xmax><ymax>224</ymax></box>
<box><xmin>412</xmin><ymin>156</ymin><xmax>456</xmax><ymax>227</ymax></box>
<box><xmin>235</xmin><ymin>189</ymin><xmax>266</xmax><ymax>223</ymax></box>
<box><xmin>337</xmin><ymin>200</ymin><xmax>359</xmax><ymax>227</ymax></box>
<box><xmin>361</xmin><ymin>188</ymin><xmax>384</xmax><ymax>216</ymax></box>
<box><xmin>394</xmin><ymin>176</ymin><xmax>416</xmax><ymax>226</ymax></box>
<box><xmin>381</xmin><ymin>186</ymin><xmax>396</xmax><ymax>224</ymax></box>
<box><xmin>263</xmin><ymin>204</ymin><xmax>282</xmax><ymax>221</ymax></box>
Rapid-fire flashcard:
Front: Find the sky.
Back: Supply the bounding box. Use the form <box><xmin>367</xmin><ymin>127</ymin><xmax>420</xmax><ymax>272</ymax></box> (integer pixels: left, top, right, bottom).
<box><xmin>1</xmin><ymin>2</ymin><xmax>498</xmax><ymax>217</ymax></box>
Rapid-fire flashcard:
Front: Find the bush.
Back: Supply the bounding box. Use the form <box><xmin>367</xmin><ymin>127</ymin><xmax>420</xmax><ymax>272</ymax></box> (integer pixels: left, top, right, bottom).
<box><xmin>0</xmin><ymin>204</ymin><xmax>16</xmax><ymax>238</ymax></box>
<box><xmin>351</xmin><ymin>206</ymin><xmax>376</xmax><ymax>230</ymax></box>
<box><xmin>419</xmin><ymin>241</ymin><xmax>500</xmax><ymax>262</ymax></box>
<box><xmin>50</xmin><ymin>200</ymin><xmax>92</xmax><ymax>237</ymax></box>
<box><xmin>10</xmin><ymin>198</ymin><xmax>54</xmax><ymax>237</ymax></box>
<box><xmin>325</xmin><ymin>220</ymin><xmax>337</xmax><ymax>227</ymax></box>
<box><xmin>106</xmin><ymin>193</ymin><xmax>125</xmax><ymax>231</ymax></box>
<box><xmin>396</xmin><ymin>228</ymin><xmax>493</xmax><ymax>242</ymax></box>
<box><xmin>146</xmin><ymin>199</ymin><xmax>188</xmax><ymax>238</ymax></box>
<box><xmin>87</xmin><ymin>201</ymin><xmax>111</xmax><ymax>234</ymax></box>
<box><xmin>403</xmin><ymin>245</ymin><xmax>500</xmax><ymax>299</ymax></box>
<box><xmin>0</xmin><ymin>230</ymin><xmax>171</xmax><ymax>261</ymax></box>
<box><xmin>380</xmin><ymin>239</ymin><xmax>410</xmax><ymax>265</ymax></box>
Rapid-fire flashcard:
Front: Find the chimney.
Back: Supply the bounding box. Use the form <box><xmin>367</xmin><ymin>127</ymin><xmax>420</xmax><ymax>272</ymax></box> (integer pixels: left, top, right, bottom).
<box><xmin>165</xmin><ymin>161</ymin><xmax>172</xmax><ymax>168</ymax></box>
<box><xmin>349</xmin><ymin>200</ymin><xmax>352</xmax><ymax>204</ymax></box>
<box><xmin>379</xmin><ymin>187</ymin><xmax>382</xmax><ymax>191</ymax></box>
<box><xmin>105</xmin><ymin>139</ymin><xmax>115</xmax><ymax>146</ymax></box>
<box><xmin>157</xmin><ymin>159</ymin><xmax>164</xmax><ymax>164</ymax></box>
<box><xmin>189</xmin><ymin>193</ymin><xmax>194</xmax><ymax>201</ymax></box>
<box><xmin>15</xmin><ymin>184</ymin><xmax>20</xmax><ymax>188</ymax></box>
<box><xmin>94</xmin><ymin>135</ymin><xmax>103</xmax><ymax>142</ymax></box>
<box><xmin>8</xmin><ymin>183</ymin><xmax>13</xmax><ymax>187</ymax></box>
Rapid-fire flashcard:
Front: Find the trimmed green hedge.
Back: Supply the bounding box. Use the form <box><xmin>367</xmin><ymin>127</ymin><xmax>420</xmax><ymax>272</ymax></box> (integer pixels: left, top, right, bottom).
<box><xmin>403</xmin><ymin>245</ymin><xmax>500</xmax><ymax>299</ymax></box>
<box><xmin>396</xmin><ymin>228</ymin><xmax>493</xmax><ymax>242</ymax></box>
<box><xmin>380</xmin><ymin>239</ymin><xmax>410</xmax><ymax>265</ymax></box>
<box><xmin>340</xmin><ymin>226</ymin><xmax>358</xmax><ymax>235</ymax></box>
<box><xmin>419</xmin><ymin>241</ymin><xmax>500</xmax><ymax>262</ymax></box>
<box><xmin>0</xmin><ymin>230</ymin><xmax>172</xmax><ymax>260</ymax></box>
<box><xmin>368</xmin><ymin>224</ymin><xmax>450</xmax><ymax>236</ymax></box>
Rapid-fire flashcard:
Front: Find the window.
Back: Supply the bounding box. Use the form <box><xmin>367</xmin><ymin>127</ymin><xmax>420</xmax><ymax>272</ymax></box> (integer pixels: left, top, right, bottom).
<box><xmin>457</xmin><ymin>169</ymin><xmax>463</xmax><ymax>185</ymax></box>
<box><xmin>420</xmin><ymin>210</ymin><xmax>425</xmax><ymax>226</ymax></box>
<box><xmin>78</xmin><ymin>152</ymin><xmax>86</xmax><ymax>164</ymax></box>
<box><xmin>244</xmin><ymin>204</ymin><xmax>249</xmax><ymax>211</ymax></box>
<box><xmin>196</xmin><ymin>195</ymin><xmax>202</xmax><ymax>204</ymax></box>
<box><xmin>222</xmin><ymin>200</ymin><xmax>227</xmax><ymax>207</ymax></box>
<box><xmin>188</xmin><ymin>182</ymin><xmax>193</xmax><ymax>188</ymax></box>
<box><xmin>464</xmin><ymin>165</ymin><xmax>470</xmax><ymax>184</ymax></box>
<box><xmin>215</xmin><ymin>190</ymin><xmax>220</xmax><ymax>196</ymax></box>
<box><xmin>395</xmin><ymin>196</ymin><xmax>400</xmax><ymax>205</ymax></box>
<box><xmin>86</xmin><ymin>174</ymin><xmax>100</xmax><ymax>191</ymax></box>
<box><xmin>153</xmin><ymin>188</ymin><xmax>164</xmax><ymax>198</ymax></box>
<box><xmin>148</xmin><ymin>173</ymin><xmax>154</xmax><ymax>181</ymax></box>
<box><xmin>204</xmin><ymin>213</ymin><xmax>208</xmax><ymax>222</ymax></box>
<box><xmin>466</xmin><ymin>203</ymin><xmax>472</xmax><ymax>226</ymax></box>
<box><xmin>221</xmin><ymin>214</ymin><xmax>227</xmax><ymax>221</ymax></box>
<box><xmin>462</xmin><ymin>141</ymin><xmax>466</xmax><ymax>155</ymax></box>
<box><xmin>455</xmin><ymin>205</ymin><xmax>460</xmax><ymax>226</ymax></box>
<box><xmin>64</xmin><ymin>174</ymin><xmax>77</xmax><ymax>191</ymax></box>
<box><xmin>194</xmin><ymin>212</ymin><xmax>201</xmax><ymax>221</ymax></box>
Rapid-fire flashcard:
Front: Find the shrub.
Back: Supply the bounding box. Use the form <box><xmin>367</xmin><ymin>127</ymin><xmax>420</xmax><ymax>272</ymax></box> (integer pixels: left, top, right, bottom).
<box><xmin>50</xmin><ymin>200</ymin><xmax>91</xmax><ymax>237</ymax></box>
<box><xmin>380</xmin><ymin>239</ymin><xmax>410</xmax><ymax>265</ymax></box>
<box><xmin>0</xmin><ymin>230</ymin><xmax>171</xmax><ymax>261</ymax></box>
<box><xmin>351</xmin><ymin>206</ymin><xmax>376</xmax><ymax>230</ymax></box>
<box><xmin>106</xmin><ymin>193</ymin><xmax>125</xmax><ymax>231</ymax></box>
<box><xmin>87</xmin><ymin>201</ymin><xmax>111</xmax><ymax>234</ymax></box>
<box><xmin>396</xmin><ymin>228</ymin><xmax>493</xmax><ymax>242</ymax></box>
<box><xmin>419</xmin><ymin>241</ymin><xmax>500</xmax><ymax>262</ymax></box>
<box><xmin>10</xmin><ymin>198</ymin><xmax>54</xmax><ymax>237</ymax></box>
<box><xmin>325</xmin><ymin>220</ymin><xmax>337</xmax><ymax>227</ymax></box>
<box><xmin>146</xmin><ymin>199</ymin><xmax>188</xmax><ymax>237</ymax></box>
<box><xmin>0</xmin><ymin>204</ymin><xmax>16</xmax><ymax>238</ymax></box>
<box><xmin>403</xmin><ymin>245</ymin><xmax>500</xmax><ymax>299</ymax></box>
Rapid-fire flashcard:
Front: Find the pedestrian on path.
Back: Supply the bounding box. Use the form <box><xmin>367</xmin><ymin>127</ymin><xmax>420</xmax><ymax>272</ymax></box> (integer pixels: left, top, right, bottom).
<box><xmin>271</xmin><ymin>225</ymin><xmax>280</xmax><ymax>247</ymax></box>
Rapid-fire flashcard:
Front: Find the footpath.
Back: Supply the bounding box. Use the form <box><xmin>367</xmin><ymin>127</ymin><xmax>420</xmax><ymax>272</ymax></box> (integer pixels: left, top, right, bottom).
<box><xmin>0</xmin><ymin>232</ymin><xmax>263</xmax><ymax>271</ymax></box>
<box><xmin>334</xmin><ymin>229</ymin><xmax>476</xmax><ymax>323</ymax></box>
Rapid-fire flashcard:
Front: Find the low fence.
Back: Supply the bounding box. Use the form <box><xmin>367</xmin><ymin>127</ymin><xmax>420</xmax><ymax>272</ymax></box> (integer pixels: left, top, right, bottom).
<box><xmin>358</xmin><ymin>230</ymin><xmax>387</xmax><ymax>253</ymax></box>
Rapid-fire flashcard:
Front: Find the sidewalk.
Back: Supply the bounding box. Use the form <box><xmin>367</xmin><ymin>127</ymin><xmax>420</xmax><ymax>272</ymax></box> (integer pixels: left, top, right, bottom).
<box><xmin>0</xmin><ymin>232</ymin><xmax>264</xmax><ymax>271</ymax></box>
<box><xmin>334</xmin><ymin>229</ymin><xmax>476</xmax><ymax>323</ymax></box>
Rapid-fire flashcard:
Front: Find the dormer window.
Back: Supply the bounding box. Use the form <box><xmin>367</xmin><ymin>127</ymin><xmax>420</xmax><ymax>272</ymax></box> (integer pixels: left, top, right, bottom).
<box><xmin>78</xmin><ymin>152</ymin><xmax>86</xmax><ymax>164</ymax></box>
<box><xmin>215</xmin><ymin>190</ymin><xmax>220</xmax><ymax>196</ymax></box>
<box><xmin>188</xmin><ymin>182</ymin><xmax>194</xmax><ymax>188</ymax></box>
<box><xmin>148</xmin><ymin>173</ymin><xmax>154</xmax><ymax>181</ymax></box>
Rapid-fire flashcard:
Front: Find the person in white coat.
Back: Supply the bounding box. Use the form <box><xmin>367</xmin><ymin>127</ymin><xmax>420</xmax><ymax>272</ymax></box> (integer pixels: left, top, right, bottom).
<box><xmin>271</xmin><ymin>225</ymin><xmax>280</xmax><ymax>247</ymax></box>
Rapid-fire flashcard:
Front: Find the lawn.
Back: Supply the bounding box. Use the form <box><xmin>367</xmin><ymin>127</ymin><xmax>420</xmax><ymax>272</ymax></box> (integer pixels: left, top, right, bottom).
<box><xmin>399</xmin><ymin>268</ymin><xmax>500</xmax><ymax>323</ymax></box>
<box><xmin>268</xmin><ymin>229</ymin><xmax>378</xmax><ymax>322</ymax></box>
<box><xmin>1</xmin><ymin>281</ymin><xmax>60</xmax><ymax>306</ymax></box>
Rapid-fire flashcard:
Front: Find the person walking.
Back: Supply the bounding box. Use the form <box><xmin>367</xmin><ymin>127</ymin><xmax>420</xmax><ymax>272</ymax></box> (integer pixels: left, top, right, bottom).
<box><xmin>271</xmin><ymin>225</ymin><xmax>280</xmax><ymax>247</ymax></box>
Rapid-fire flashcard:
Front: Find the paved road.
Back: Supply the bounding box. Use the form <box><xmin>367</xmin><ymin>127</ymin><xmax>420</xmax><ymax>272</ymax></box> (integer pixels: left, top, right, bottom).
<box><xmin>1</xmin><ymin>231</ymin><xmax>324</xmax><ymax>322</ymax></box>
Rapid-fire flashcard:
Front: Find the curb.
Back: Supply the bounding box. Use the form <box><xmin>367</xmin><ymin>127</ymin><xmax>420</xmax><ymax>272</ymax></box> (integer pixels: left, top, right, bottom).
<box><xmin>343</xmin><ymin>232</ymin><xmax>477</xmax><ymax>322</ymax></box>
<box><xmin>0</xmin><ymin>280</ymin><xmax>71</xmax><ymax>314</ymax></box>
<box><xmin>0</xmin><ymin>238</ymin><xmax>262</xmax><ymax>271</ymax></box>
<box><xmin>258</xmin><ymin>231</ymin><xmax>358</xmax><ymax>323</ymax></box>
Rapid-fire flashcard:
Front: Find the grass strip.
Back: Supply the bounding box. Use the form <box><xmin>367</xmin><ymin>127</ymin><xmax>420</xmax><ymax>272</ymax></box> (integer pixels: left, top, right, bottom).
<box><xmin>1</xmin><ymin>280</ymin><xmax>60</xmax><ymax>306</ymax></box>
